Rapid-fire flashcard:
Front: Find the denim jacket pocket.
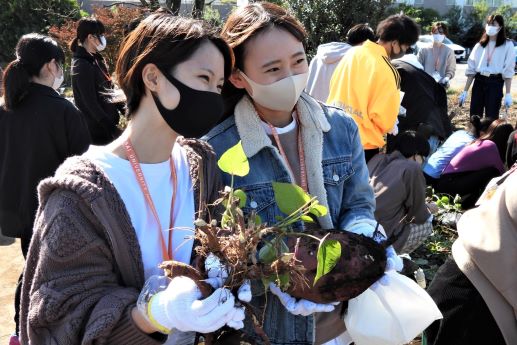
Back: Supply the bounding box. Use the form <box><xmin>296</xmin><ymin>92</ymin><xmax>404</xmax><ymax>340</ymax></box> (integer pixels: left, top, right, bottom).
<box><xmin>240</xmin><ymin>182</ymin><xmax>277</xmax><ymax>226</ymax></box>
<box><xmin>322</xmin><ymin>156</ymin><xmax>355</xmax><ymax>222</ymax></box>
<box><xmin>323</xmin><ymin>156</ymin><xmax>354</xmax><ymax>185</ymax></box>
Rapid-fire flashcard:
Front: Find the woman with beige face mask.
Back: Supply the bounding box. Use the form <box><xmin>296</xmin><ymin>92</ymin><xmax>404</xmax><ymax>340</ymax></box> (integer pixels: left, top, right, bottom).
<box><xmin>204</xmin><ymin>3</ymin><xmax>405</xmax><ymax>345</ymax></box>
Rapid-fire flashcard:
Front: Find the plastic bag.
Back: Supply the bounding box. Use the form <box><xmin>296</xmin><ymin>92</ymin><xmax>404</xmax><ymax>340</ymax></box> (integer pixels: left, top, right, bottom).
<box><xmin>344</xmin><ymin>271</ymin><xmax>442</xmax><ymax>345</ymax></box>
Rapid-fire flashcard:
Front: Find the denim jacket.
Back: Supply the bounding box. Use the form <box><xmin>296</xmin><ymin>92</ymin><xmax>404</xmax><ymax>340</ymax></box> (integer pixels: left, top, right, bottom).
<box><xmin>204</xmin><ymin>93</ymin><xmax>375</xmax><ymax>345</ymax></box>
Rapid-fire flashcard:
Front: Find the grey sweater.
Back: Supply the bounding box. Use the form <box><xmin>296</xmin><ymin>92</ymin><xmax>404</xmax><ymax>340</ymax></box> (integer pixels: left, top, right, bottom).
<box><xmin>417</xmin><ymin>43</ymin><xmax>456</xmax><ymax>80</ymax></box>
<box><xmin>20</xmin><ymin>138</ymin><xmax>221</xmax><ymax>345</ymax></box>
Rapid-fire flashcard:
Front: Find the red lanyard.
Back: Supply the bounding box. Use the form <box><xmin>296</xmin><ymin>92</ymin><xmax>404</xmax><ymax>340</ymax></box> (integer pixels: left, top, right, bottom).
<box><xmin>261</xmin><ymin>109</ymin><xmax>308</xmax><ymax>192</ymax></box>
<box><xmin>94</xmin><ymin>58</ymin><xmax>112</xmax><ymax>82</ymax></box>
<box><xmin>486</xmin><ymin>44</ymin><xmax>496</xmax><ymax>67</ymax></box>
<box><xmin>124</xmin><ymin>139</ymin><xmax>177</xmax><ymax>261</ymax></box>
<box><xmin>432</xmin><ymin>45</ymin><xmax>442</xmax><ymax>71</ymax></box>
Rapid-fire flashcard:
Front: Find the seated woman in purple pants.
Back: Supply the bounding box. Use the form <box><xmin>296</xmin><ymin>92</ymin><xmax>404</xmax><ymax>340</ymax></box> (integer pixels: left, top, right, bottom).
<box><xmin>435</xmin><ymin>119</ymin><xmax>514</xmax><ymax>208</ymax></box>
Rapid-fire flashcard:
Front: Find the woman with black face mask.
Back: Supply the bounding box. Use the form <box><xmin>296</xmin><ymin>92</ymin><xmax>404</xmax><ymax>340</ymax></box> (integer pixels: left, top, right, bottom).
<box><xmin>19</xmin><ymin>12</ymin><xmax>247</xmax><ymax>345</ymax></box>
<box><xmin>71</xmin><ymin>17</ymin><xmax>123</xmax><ymax>145</ymax></box>
<box><xmin>0</xmin><ymin>33</ymin><xmax>90</xmax><ymax>345</ymax></box>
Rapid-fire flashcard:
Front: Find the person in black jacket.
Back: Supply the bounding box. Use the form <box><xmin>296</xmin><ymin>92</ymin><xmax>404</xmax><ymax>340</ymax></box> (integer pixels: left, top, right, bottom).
<box><xmin>71</xmin><ymin>17</ymin><xmax>122</xmax><ymax>144</ymax></box>
<box><xmin>0</xmin><ymin>33</ymin><xmax>90</xmax><ymax>344</ymax></box>
<box><xmin>388</xmin><ymin>56</ymin><xmax>453</xmax><ymax>155</ymax></box>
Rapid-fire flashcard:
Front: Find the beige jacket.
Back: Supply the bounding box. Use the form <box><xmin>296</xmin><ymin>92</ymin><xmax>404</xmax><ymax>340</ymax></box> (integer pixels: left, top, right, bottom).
<box><xmin>453</xmin><ymin>171</ymin><xmax>517</xmax><ymax>344</ymax></box>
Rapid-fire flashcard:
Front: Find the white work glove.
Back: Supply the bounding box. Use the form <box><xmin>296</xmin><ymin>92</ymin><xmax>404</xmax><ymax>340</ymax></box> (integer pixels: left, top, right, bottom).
<box><xmin>439</xmin><ymin>76</ymin><xmax>450</xmax><ymax>88</ymax></box>
<box><xmin>269</xmin><ymin>282</ymin><xmax>339</xmax><ymax>316</ymax></box>
<box><xmin>204</xmin><ymin>253</ymin><xmax>252</xmax><ymax>303</ymax></box>
<box><xmin>458</xmin><ymin>91</ymin><xmax>468</xmax><ymax>107</ymax></box>
<box><xmin>388</xmin><ymin>117</ymin><xmax>399</xmax><ymax>136</ymax></box>
<box><xmin>347</xmin><ymin>220</ymin><xmax>404</xmax><ymax>274</ymax></box>
<box><xmin>147</xmin><ymin>276</ymin><xmax>245</xmax><ymax>333</ymax></box>
<box><xmin>504</xmin><ymin>93</ymin><xmax>513</xmax><ymax>108</ymax></box>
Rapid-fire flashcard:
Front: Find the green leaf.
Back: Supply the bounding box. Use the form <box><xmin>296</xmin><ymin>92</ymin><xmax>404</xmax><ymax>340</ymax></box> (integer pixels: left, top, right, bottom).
<box><xmin>217</xmin><ymin>141</ymin><xmax>249</xmax><ymax>177</ymax></box>
<box><xmin>276</xmin><ymin>273</ymin><xmax>290</xmax><ymax>290</ymax></box>
<box><xmin>234</xmin><ymin>189</ymin><xmax>247</xmax><ymax>208</ymax></box>
<box><xmin>262</xmin><ymin>273</ymin><xmax>289</xmax><ymax>291</ymax></box>
<box><xmin>301</xmin><ymin>215</ymin><xmax>315</xmax><ymax>223</ymax></box>
<box><xmin>254</xmin><ymin>214</ymin><xmax>262</xmax><ymax>226</ymax></box>
<box><xmin>272</xmin><ymin>182</ymin><xmax>311</xmax><ymax>216</ymax></box>
<box><xmin>313</xmin><ymin>239</ymin><xmax>342</xmax><ymax>286</ymax></box>
<box><xmin>309</xmin><ymin>203</ymin><xmax>328</xmax><ymax>217</ymax></box>
<box><xmin>221</xmin><ymin>209</ymin><xmax>232</xmax><ymax>228</ymax></box>
<box><xmin>258</xmin><ymin>240</ymin><xmax>289</xmax><ymax>264</ymax></box>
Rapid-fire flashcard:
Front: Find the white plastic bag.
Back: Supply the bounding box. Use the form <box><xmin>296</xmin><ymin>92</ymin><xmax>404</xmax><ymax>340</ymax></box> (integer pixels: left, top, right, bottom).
<box><xmin>344</xmin><ymin>271</ymin><xmax>442</xmax><ymax>345</ymax></box>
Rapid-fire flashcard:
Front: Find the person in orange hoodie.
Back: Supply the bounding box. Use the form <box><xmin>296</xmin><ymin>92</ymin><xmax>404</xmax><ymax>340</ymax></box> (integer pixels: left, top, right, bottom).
<box><xmin>327</xmin><ymin>14</ymin><xmax>420</xmax><ymax>162</ymax></box>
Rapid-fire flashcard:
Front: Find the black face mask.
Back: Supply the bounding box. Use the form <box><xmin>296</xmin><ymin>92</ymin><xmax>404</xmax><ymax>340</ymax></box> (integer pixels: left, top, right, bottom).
<box><xmin>152</xmin><ymin>68</ymin><xmax>224</xmax><ymax>138</ymax></box>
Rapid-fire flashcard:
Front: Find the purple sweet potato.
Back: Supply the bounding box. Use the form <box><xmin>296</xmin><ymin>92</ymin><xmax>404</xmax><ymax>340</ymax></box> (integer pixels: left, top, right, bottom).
<box><xmin>286</xmin><ymin>229</ymin><xmax>387</xmax><ymax>304</ymax></box>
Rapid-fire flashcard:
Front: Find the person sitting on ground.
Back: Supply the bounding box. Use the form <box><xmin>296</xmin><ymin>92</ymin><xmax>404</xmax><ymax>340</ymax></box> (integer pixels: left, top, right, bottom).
<box><xmin>306</xmin><ymin>23</ymin><xmax>375</xmax><ymax>102</ymax></box>
<box><xmin>435</xmin><ymin>119</ymin><xmax>513</xmax><ymax>209</ymax></box>
<box><xmin>368</xmin><ymin>131</ymin><xmax>433</xmax><ymax>254</ymax></box>
<box><xmin>423</xmin><ymin>115</ymin><xmax>494</xmax><ymax>186</ymax></box>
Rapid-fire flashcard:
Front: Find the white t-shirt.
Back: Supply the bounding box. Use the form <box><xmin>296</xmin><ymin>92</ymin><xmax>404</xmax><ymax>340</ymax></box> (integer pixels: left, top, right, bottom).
<box><xmin>86</xmin><ymin>143</ymin><xmax>195</xmax><ymax>280</ymax></box>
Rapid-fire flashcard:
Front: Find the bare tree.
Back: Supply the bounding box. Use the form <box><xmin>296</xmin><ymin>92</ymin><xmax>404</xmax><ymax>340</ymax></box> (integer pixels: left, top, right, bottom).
<box><xmin>166</xmin><ymin>0</ymin><xmax>182</xmax><ymax>15</ymax></box>
<box><xmin>139</xmin><ymin>0</ymin><xmax>160</xmax><ymax>10</ymax></box>
<box><xmin>191</xmin><ymin>0</ymin><xmax>205</xmax><ymax>18</ymax></box>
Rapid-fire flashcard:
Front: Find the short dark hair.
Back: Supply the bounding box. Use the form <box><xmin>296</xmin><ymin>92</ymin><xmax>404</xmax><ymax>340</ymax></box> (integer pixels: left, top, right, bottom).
<box><xmin>480</xmin><ymin>14</ymin><xmax>507</xmax><ymax>48</ymax></box>
<box><xmin>376</xmin><ymin>14</ymin><xmax>420</xmax><ymax>46</ymax></box>
<box><xmin>393</xmin><ymin>130</ymin><xmax>430</xmax><ymax>158</ymax></box>
<box><xmin>115</xmin><ymin>10</ymin><xmax>233</xmax><ymax>116</ymax></box>
<box><xmin>2</xmin><ymin>34</ymin><xmax>65</xmax><ymax>111</ymax></box>
<box><xmin>347</xmin><ymin>24</ymin><xmax>375</xmax><ymax>46</ymax></box>
<box><xmin>431</xmin><ymin>22</ymin><xmax>449</xmax><ymax>36</ymax></box>
<box><xmin>70</xmin><ymin>17</ymin><xmax>106</xmax><ymax>52</ymax></box>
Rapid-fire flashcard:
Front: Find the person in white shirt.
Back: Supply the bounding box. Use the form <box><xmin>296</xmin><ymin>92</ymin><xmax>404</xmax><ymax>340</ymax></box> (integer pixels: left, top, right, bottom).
<box><xmin>459</xmin><ymin>14</ymin><xmax>516</xmax><ymax>119</ymax></box>
<box><xmin>417</xmin><ymin>22</ymin><xmax>456</xmax><ymax>87</ymax></box>
<box><xmin>305</xmin><ymin>24</ymin><xmax>375</xmax><ymax>102</ymax></box>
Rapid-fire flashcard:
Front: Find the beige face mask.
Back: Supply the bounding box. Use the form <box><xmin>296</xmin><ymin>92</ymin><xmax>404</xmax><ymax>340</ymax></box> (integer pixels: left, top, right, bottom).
<box><xmin>240</xmin><ymin>71</ymin><xmax>309</xmax><ymax>112</ymax></box>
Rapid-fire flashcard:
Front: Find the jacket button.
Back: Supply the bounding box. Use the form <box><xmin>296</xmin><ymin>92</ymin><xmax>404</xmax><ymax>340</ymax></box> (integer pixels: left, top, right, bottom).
<box><xmin>250</xmin><ymin>201</ymin><xmax>258</xmax><ymax>209</ymax></box>
<box><xmin>332</xmin><ymin>174</ymin><xmax>339</xmax><ymax>182</ymax></box>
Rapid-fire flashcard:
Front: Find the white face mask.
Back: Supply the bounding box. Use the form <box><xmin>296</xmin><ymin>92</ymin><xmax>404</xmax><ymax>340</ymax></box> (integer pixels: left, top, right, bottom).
<box><xmin>433</xmin><ymin>34</ymin><xmax>445</xmax><ymax>43</ymax></box>
<box><xmin>53</xmin><ymin>73</ymin><xmax>64</xmax><ymax>90</ymax></box>
<box><xmin>485</xmin><ymin>25</ymin><xmax>500</xmax><ymax>37</ymax></box>
<box><xmin>96</xmin><ymin>36</ymin><xmax>107</xmax><ymax>51</ymax></box>
<box><xmin>51</xmin><ymin>62</ymin><xmax>64</xmax><ymax>90</ymax></box>
<box><xmin>240</xmin><ymin>72</ymin><xmax>309</xmax><ymax>112</ymax></box>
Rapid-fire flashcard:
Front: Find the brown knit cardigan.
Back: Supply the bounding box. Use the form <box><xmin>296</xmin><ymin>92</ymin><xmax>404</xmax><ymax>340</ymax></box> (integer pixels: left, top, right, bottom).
<box><xmin>20</xmin><ymin>138</ymin><xmax>221</xmax><ymax>345</ymax></box>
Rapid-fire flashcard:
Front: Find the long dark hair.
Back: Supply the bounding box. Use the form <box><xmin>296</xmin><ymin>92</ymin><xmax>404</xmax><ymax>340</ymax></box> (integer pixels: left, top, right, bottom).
<box><xmin>220</xmin><ymin>2</ymin><xmax>307</xmax><ymax>117</ymax></box>
<box><xmin>480</xmin><ymin>14</ymin><xmax>507</xmax><ymax>48</ymax></box>
<box><xmin>2</xmin><ymin>34</ymin><xmax>65</xmax><ymax>111</ymax></box>
<box><xmin>478</xmin><ymin>119</ymin><xmax>514</xmax><ymax>161</ymax></box>
<box><xmin>468</xmin><ymin>115</ymin><xmax>494</xmax><ymax>138</ymax></box>
<box><xmin>115</xmin><ymin>9</ymin><xmax>233</xmax><ymax>117</ymax></box>
<box><xmin>70</xmin><ymin>17</ymin><xmax>106</xmax><ymax>53</ymax></box>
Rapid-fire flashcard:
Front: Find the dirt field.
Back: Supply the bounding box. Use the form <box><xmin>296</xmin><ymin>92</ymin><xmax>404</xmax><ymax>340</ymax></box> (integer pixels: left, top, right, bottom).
<box><xmin>0</xmin><ymin>234</ymin><xmax>23</xmax><ymax>343</ymax></box>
